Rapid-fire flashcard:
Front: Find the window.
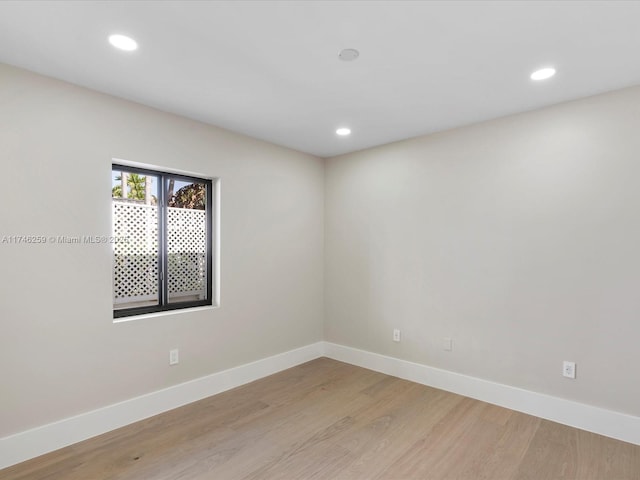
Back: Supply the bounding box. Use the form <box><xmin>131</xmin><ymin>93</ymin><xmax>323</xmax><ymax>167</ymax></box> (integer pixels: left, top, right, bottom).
<box><xmin>112</xmin><ymin>164</ymin><xmax>214</xmax><ymax>318</ymax></box>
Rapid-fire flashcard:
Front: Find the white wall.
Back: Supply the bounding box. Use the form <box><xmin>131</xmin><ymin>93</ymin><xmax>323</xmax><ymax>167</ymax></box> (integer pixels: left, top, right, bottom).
<box><xmin>2</xmin><ymin>59</ymin><xmax>639</xmax><ymax>446</ymax></box>
<box><xmin>0</xmin><ymin>63</ymin><xmax>324</xmax><ymax>437</ymax></box>
<box><xmin>325</xmin><ymin>86</ymin><xmax>640</xmax><ymax>417</ymax></box>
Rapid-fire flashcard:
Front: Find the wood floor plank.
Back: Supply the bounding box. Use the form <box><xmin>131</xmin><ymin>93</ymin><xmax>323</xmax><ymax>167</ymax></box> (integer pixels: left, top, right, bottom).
<box><xmin>514</xmin><ymin>419</ymin><xmax>579</xmax><ymax>480</ymax></box>
<box><xmin>574</xmin><ymin>428</ymin><xmax>640</xmax><ymax>480</ymax></box>
<box><xmin>374</xmin><ymin>397</ymin><xmax>489</xmax><ymax>479</ymax></box>
<box><xmin>1</xmin><ymin>358</ymin><xmax>638</xmax><ymax>480</ymax></box>
<box><xmin>329</xmin><ymin>385</ymin><xmax>462</xmax><ymax>479</ymax></box>
<box><xmin>467</xmin><ymin>410</ymin><xmax>541</xmax><ymax>480</ymax></box>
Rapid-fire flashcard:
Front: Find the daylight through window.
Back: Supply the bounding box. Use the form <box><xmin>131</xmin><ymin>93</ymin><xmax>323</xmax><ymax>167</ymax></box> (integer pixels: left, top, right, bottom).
<box><xmin>112</xmin><ymin>164</ymin><xmax>213</xmax><ymax>318</ymax></box>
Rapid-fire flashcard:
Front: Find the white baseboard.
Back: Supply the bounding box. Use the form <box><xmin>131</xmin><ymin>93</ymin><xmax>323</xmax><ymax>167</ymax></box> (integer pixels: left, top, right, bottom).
<box><xmin>0</xmin><ymin>342</ymin><xmax>324</xmax><ymax>470</ymax></box>
<box><xmin>3</xmin><ymin>340</ymin><xmax>638</xmax><ymax>470</ymax></box>
<box><xmin>323</xmin><ymin>342</ymin><xmax>640</xmax><ymax>446</ymax></box>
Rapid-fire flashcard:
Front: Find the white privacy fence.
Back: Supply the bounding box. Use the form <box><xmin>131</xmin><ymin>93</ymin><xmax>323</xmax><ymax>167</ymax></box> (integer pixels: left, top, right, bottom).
<box><xmin>112</xmin><ymin>200</ymin><xmax>207</xmax><ymax>305</ymax></box>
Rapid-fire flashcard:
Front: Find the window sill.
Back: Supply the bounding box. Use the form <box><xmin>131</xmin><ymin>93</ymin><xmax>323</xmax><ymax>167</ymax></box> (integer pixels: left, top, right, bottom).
<box><xmin>113</xmin><ymin>305</ymin><xmax>218</xmax><ymax>324</ymax></box>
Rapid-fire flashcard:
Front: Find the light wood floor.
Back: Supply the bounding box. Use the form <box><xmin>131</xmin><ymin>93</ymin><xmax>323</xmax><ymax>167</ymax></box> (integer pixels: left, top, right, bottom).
<box><xmin>2</xmin><ymin>358</ymin><xmax>639</xmax><ymax>480</ymax></box>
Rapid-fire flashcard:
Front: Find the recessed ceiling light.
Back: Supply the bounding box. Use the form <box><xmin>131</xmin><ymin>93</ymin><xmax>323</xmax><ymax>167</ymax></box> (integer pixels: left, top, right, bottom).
<box><xmin>109</xmin><ymin>34</ymin><xmax>138</xmax><ymax>52</ymax></box>
<box><xmin>338</xmin><ymin>49</ymin><xmax>359</xmax><ymax>61</ymax></box>
<box><xmin>530</xmin><ymin>67</ymin><xmax>556</xmax><ymax>81</ymax></box>
<box><xmin>336</xmin><ymin>127</ymin><xmax>351</xmax><ymax>136</ymax></box>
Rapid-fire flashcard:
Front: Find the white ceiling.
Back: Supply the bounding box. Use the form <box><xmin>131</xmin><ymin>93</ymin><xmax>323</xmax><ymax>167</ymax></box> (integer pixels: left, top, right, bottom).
<box><xmin>1</xmin><ymin>0</ymin><xmax>640</xmax><ymax>158</ymax></box>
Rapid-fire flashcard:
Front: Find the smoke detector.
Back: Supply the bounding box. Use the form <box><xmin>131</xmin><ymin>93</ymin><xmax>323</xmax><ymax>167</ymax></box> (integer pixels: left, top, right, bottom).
<box><xmin>339</xmin><ymin>48</ymin><xmax>359</xmax><ymax>61</ymax></box>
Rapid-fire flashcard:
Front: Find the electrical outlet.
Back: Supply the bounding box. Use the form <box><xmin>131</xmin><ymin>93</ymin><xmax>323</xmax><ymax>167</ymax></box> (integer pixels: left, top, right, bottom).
<box><xmin>443</xmin><ymin>337</ymin><xmax>452</xmax><ymax>351</ymax></box>
<box><xmin>562</xmin><ymin>361</ymin><xmax>576</xmax><ymax>379</ymax></box>
<box><xmin>393</xmin><ymin>329</ymin><xmax>401</xmax><ymax>342</ymax></box>
<box><xmin>169</xmin><ymin>349</ymin><xmax>179</xmax><ymax>366</ymax></box>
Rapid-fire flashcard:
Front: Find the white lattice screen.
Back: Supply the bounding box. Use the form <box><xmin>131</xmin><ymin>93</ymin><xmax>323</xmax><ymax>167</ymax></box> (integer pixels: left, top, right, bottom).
<box><xmin>113</xmin><ymin>201</ymin><xmax>158</xmax><ymax>304</ymax></box>
<box><xmin>167</xmin><ymin>207</ymin><xmax>207</xmax><ymax>300</ymax></box>
<box><xmin>112</xmin><ymin>201</ymin><xmax>207</xmax><ymax>305</ymax></box>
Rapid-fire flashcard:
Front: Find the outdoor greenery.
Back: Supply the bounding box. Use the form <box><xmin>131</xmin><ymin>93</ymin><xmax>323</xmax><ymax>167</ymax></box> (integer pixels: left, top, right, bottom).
<box><xmin>112</xmin><ymin>173</ymin><xmax>150</xmax><ymax>201</ymax></box>
<box><xmin>168</xmin><ymin>183</ymin><xmax>206</xmax><ymax>210</ymax></box>
<box><xmin>113</xmin><ymin>173</ymin><xmax>204</xmax><ymax>210</ymax></box>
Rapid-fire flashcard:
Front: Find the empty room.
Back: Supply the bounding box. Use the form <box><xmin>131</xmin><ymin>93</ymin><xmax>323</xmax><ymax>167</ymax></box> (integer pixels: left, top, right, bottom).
<box><xmin>1</xmin><ymin>1</ymin><xmax>639</xmax><ymax>479</ymax></box>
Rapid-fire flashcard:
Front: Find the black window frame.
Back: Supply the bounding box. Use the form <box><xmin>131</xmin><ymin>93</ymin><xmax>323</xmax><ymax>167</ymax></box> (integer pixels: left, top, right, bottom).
<box><xmin>112</xmin><ymin>164</ymin><xmax>213</xmax><ymax>319</ymax></box>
